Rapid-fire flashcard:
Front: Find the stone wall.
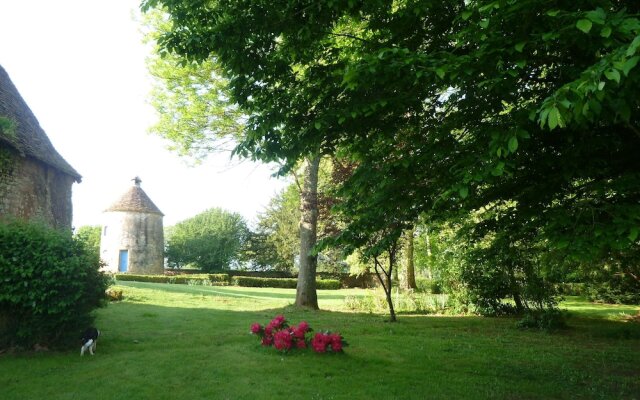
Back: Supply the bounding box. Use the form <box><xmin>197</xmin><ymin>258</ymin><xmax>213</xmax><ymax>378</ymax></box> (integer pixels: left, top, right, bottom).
<box><xmin>0</xmin><ymin>145</ymin><xmax>74</xmax><ymax>229</ymax></box>
<box><xmin>100</xmin><ymin>211</ymin><xmax>164</xmax><ymax>274</ymax></box>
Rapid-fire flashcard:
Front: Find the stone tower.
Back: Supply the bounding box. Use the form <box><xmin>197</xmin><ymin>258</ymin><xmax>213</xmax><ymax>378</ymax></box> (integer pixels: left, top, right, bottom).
<box><xmin>100</xmin><ymin>177</ymin><xmax>164</xmax><ymax>274</ymax></box>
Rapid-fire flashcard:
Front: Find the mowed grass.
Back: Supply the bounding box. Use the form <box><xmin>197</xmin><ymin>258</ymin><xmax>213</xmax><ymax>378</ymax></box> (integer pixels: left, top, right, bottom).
<box><xmin>1</xmin><ymin>282</ymin><xmax>638</xmax><ymax>400</ymax></box>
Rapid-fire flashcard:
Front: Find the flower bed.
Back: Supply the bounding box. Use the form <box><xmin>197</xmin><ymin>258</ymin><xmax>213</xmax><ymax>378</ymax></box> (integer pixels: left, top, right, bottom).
<box><xmin>250</xmin><ymin>315</ymin><xmax>347</xmax><ymax>353</ymax></box>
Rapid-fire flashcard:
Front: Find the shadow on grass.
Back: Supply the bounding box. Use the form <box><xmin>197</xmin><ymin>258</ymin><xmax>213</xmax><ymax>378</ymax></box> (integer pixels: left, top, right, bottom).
<box><xmin>116</xmin><ymin>280</ymin><xmax>354</xmax><ymax>301</ymax></box>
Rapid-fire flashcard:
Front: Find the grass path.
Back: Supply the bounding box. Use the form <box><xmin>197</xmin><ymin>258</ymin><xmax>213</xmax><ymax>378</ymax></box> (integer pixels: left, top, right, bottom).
<box><xmin>1</xmin><ymin>282</ymin><xmax>638</xmax><ymax>399</ymax></box>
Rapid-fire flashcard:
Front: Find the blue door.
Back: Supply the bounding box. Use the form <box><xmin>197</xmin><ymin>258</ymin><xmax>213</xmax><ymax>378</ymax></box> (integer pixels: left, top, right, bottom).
<box><xmin>118</xmin><ymin>250</ymin><xmax>129</xmax><ymax>272</ymax></box>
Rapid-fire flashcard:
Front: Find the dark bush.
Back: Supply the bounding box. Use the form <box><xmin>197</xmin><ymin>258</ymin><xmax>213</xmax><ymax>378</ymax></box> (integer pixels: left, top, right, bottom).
<box><xmin>416</xmin><ymin>278</ymin><xmax>443</xmax><ymax>294</ymax></box>
<box><xmin>587</xmin><ymin>278</ymin><xmax>640</xmax><ymax>305</ymax></box>
<box><xmin>516</xmin><ymin>309</ymin><xmax>568</xmax><ymax>332</ymax></box>
<box><xmin>0</xmin><ymin>221</ymin><xmax>109</xmax><ymax>350</ymax></box>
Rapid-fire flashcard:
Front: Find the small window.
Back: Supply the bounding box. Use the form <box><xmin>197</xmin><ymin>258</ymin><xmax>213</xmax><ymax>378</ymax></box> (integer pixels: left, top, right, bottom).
<box><xmin>103</xmin><ymin>226</ymin><xmax>108</xmax><ymax>236</ymax></box>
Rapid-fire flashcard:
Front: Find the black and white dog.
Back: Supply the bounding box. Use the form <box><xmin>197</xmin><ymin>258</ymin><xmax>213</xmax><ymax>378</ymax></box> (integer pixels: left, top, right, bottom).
<box><xmin>80</xmin><ymin>328</ymin><xmax>100</xmax><ymax>356</ymax></box>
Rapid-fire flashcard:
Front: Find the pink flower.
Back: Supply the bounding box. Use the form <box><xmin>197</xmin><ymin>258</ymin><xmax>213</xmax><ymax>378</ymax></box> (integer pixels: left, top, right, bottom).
<box><xmin>270</xmin><ymin>315</ymin><xmax>286</xmax><ymax>328</ymax></box>
<box><xmin>298</xmin><ymin>321</ymin><xmax>309</xmax><ymax>332</ymax></box>
<box><xmin>250</xmin><ymin>323</ymin><xmax>262</xmax><ymax>334</ymax></box>
<box><xmin>330</xmin><ymin>333</ymin><xmax>343</xmax><ymax>352</ymax></box>
<box><xmin>273</xmin><ymin>329</ymin><xmax>293</xmax><ymax>351</ymax></box>
<box><xmin>296</xmin><ymin>339</ymin><xmax>307</xmax><ymax>349</ymax></box>
<box><xmin>265</xmin><ymin>325</ymin><xmax>273</xmax><ymax>336</ymax></box>
<box><xmin>292</xmin><ymin>325</ymin><xmax>307</xmax><ymax>340</ymax></box>
<box><xmin>311</xmin><ymin>333</ymin><xmax>329</xmax><ymax>353</ymax></box>
<box><xmin>261</xmin><ymin>335</ymin><xmax>273</xmax><ymax>346</ymax></box>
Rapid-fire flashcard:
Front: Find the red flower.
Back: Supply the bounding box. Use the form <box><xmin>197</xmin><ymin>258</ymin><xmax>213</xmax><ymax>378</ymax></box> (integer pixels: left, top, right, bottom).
<box><xmin>330</xmin><ymin>333</ymin><xmax>343</xmax><ymax>352</ymax></box>
<box><xmin>295</xmin><ymin>339</ymin><xmax>307</xmax><ymax>349</ymax></box>
<box><xmin>261</xmin><ymin>335</ymin><xmax>273</xmax><ymax>346</ymax></box>
<box><xmin>270</xmin><ymin>315</ymin><xmax>286</xmax><ymax>329</ymax></box>
<box><xmin>273</xmin><ymin>329</ymin><xmax>293</xmax><ymax>351</ymax></box>
<box><xmin>250</xmin><ymin>323</ymin><xmax>262</xmax><ymax>334</ymax></box>
<box><xmin>311</xmin><ymin>333</ymin><xmax>329</xmax><ymax>353</ymax></box>
<box><xmin>298</xmin><ymin>321</ymin><xmax>309</xmax><ymax>332</ymax></box>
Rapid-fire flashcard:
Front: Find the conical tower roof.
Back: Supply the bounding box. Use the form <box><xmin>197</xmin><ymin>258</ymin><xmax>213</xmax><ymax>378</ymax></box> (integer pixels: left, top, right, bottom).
<box><xmin>104</xmin><ymin>177</ymin><xmax>163</xmax><ymax>215</ymax></box>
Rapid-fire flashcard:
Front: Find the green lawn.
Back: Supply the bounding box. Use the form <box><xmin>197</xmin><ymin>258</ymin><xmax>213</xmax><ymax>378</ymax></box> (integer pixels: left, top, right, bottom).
<box><xmin>1</xmin><ymin>282</ymin><xmax>638</xmax><ymax>400</ymax></box>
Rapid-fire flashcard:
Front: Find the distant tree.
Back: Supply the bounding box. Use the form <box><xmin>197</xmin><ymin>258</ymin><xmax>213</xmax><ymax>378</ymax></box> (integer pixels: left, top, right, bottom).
<box><xmin>74</xmin><ymin>225</ymin><xmax>102</xmax><ymax>258</ymax></box>
<box><xmin>165</xmin><ymin>208</ymin><xmax>248</xmax><ymax>271</ymax></box>
<box><xmin>249</xmin><ymin>184</ymin><xmax>300</xmax><ymax>271</ymax></box>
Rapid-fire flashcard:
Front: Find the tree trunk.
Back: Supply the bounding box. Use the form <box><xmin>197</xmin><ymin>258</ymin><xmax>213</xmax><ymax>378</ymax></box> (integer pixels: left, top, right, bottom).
<box><xmin>295</xmin><ymin>155</ymin><xmax>320</xmax><ymax>309</ymax></box>
<box><xmin>405</xmin><ymin>228</ymin><xmax>417</xmax><ymax>289</ymax></box>
<box><xmin>374</xmin><ymin>242</ymin><xmax>398</xmax><ymax>322</ymax></box>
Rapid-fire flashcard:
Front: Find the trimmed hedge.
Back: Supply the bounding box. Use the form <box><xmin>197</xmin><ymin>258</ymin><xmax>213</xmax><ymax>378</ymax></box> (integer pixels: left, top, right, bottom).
<box><xmin>115</xmin><ymin>273</ymin><xmax>230</xmax><ymax>286</ymax></box>
<box><xmin>117</xmin><ymin>273</ymin><xmax>341</xmax><ymax>290</ymax></box>
<box><xmin>231</xmin><ymin>276</ymin><xmax>341</xmax><ymax>290</ymax></box>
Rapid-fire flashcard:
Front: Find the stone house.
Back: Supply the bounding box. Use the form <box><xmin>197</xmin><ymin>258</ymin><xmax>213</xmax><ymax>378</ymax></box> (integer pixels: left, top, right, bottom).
<box><xmin>0</xmin><ymin>65</ymin><xmax>81</xmax><ymax>229</ymax></box>
<box><xmin>100</xmin><ymin>177</ymin><xmax>164</xmax><ymax>274</ymax></box>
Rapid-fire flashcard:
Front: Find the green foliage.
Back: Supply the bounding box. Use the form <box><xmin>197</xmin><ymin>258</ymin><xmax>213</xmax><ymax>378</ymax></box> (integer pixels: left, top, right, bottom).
<box><xmin>144</xmin><ymin>0</ymin><xmax>640</xmax><ymax>313</ymax></box>
<box><xmin>165</xmin><ymin>208</ymin><xmax>249</xmax><ymax>271</ymax></box>
<box><xmin>344</xmin><ymin>290</ymin><xmax>449</xmax><ymax>315</ymax></box>
<box><xmin>0</xmin><ymin>116</ymin><xmax>15</xmax><ymax>137</ymax></box>
<box><xmin>246</xmin><ymin>184</ymin><xmax>300</xmax><ymax>271</ymax></box>
<box><xmin>0</xmin><ymin>220</ymin><xmax>109</xmax><ymax>349</ymax></box>
<box><xmin>142</xmin><ymin>9</ymin><xmax>244</xmax><ymax>160</ymax></box>
<box><xmin>73</xmin><ymin>225</ymin><xmax>102</xmax><ymax>258</ymax></box>
<box><xmin>415</xmin><ymin>278</ymin><xmax>442</xmax><ymax>294</ymax></box>
<box><xmin>115</xmin><ymin>273</ymin><xmax>230</xmax><ymax>286</ymax></box>
<box><xmin>230</xmin><ymin>276</ymin><xmax>340</xmax><ymax>290</ymax></box>
<box><xmin>516</xmin><ymin>309</ymin><xmax>569</xmax><ymax>332</ymax></box>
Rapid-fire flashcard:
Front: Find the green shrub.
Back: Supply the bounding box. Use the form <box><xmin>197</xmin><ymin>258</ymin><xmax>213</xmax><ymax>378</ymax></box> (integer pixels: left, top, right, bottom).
<box><xmin>0</xmin><ymin>220</ymin><xmax>109</xmax><ymax>349</ymax></box>
<box><xmin>587</xmin><ymin>279</ymin><xmax>640</xmax><ymax>305</ymax></box>
<box><xmin>555</xmin><ymin>283</ymin><xmax>588</xmax><ymax>296</ymax></box>
<box><xmin>116</xmin><ymin>274</ymin><xmax>171</xmax><ymax>283</ymax></box>
<box><xmin>231</xmin><ymin>276</ymin><xmax>298</xmax><ymax>288</ymax></box>
<box><xmin>516</xmin><ymin>309</ymin><xmax>568</xmax><ymax>332</ymax></box>
<box><xmin>344</xmin><ymin>289</ymin><xmax>450</xmax><ymax>314</ymax></box>
<box><xmin>115</xmin><ymin>273</ymin><xmax>230</xmax><ymax>286</ymax></box>
<box><xmin>316</xmin><ymin>279</ymin><xmax>341</xmax><ymax>290</ymax></box>
<box><xmin>230</xmin><ymin>276</ymin><xmax>341</xmax><ymax>290</ymax></box>
<box><xmin>415</xmin><ymin>278</ymin><xmax>443</xmax><ymax>294</ymax></box>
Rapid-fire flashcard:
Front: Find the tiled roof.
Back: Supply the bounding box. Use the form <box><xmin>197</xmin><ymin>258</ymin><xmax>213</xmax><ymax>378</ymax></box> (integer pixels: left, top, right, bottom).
<box><xmin>105</xmin><ymin>180</ymin><xmax>163</xmax><ymax>215</ymax></box>
<box><xmin>0</xmin><ymin>65</ymin><xmax>81</xmax><ymax>181</ymax></box>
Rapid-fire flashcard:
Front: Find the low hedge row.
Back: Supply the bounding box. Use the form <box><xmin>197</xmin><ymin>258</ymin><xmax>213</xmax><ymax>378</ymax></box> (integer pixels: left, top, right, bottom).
<box><xmin>115</xmin><ymin>273</ymin><xmax>229</xmax><ymax>286</ymax></box>
<box><xmin>115</xmin><ymin>273</ymin><xmax>341</xmax><ymax>290</ymax></box>
<box><xmin>230</xmin><ymin>276</ymin><xmax>341</xmax><ymax>289</ymax></box>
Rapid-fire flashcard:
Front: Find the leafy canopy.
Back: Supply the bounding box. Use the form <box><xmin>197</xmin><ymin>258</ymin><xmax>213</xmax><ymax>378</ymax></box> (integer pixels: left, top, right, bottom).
<box><xmin>165</xmin><ymin>207</ymin><xmax>249</xmax><ymax>271</ymax></box>
<box><xmin>143</xmin><ymin>1</ymin><xmax>640</xmax><ymax>306</ymax></box>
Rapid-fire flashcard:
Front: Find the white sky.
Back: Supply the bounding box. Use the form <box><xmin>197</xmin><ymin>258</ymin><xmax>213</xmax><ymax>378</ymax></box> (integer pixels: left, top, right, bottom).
<box><xmin>0</xmin><ymin>0</ymin><xmax>288</xmax><ymax>228</ymax></box>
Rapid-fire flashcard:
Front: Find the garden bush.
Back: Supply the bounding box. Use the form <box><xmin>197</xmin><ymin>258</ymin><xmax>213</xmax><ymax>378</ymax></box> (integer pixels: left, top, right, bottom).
<box><xmin>115</xmin><ymin>273</ymin><xmax>230</xmax><ymax>286</ymax></box>
<box><xmin>516</xmin><ymin>309</ymin><xmax>568</xmax><ymax>332</ymax></box>
<box><xmin>232</xmin><ymin>276</ymin><xmax>298</xmax><ymax>288</ymax></box>
<box><xmin>0</xmin><ymin>220</ymin><xmax>109</xmax><ymax>349</ymax></box>
<box><xmin>344</xmin><ymin>290</ymin><xmax>450</xmax><ymax>314</ymax></box>
<box><xmin>415</xmin><ymin>278</ymin><xmax>443</xmax><ymax>294</ymax></box>
<box><xmin>231</xmin><ymin>276</ymin><xmax>341</xmax><ymax>290</ymax></box>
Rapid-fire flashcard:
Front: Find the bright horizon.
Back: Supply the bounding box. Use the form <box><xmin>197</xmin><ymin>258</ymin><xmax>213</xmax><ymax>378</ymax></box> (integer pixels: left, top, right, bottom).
<box><xmin>0</xmin><ymin>0</ymin><xmax>288</xmax><ymax>228</ymax></box>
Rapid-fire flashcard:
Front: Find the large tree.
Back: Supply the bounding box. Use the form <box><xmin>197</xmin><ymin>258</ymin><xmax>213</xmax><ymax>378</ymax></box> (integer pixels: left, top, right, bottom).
<box><xmin>144</xmin><ymin>9</ymin><xmax>326</xmax><ymax>308</ymax></box>
<box><xmin>165</xmin><ymin>208</ymin><xmax>249</xmax><ymax>271</ymax></box>
<box><xmin>143</xmin><ymin>0</ymin><xmax>640</xmax><ymax>311</ymax></box>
